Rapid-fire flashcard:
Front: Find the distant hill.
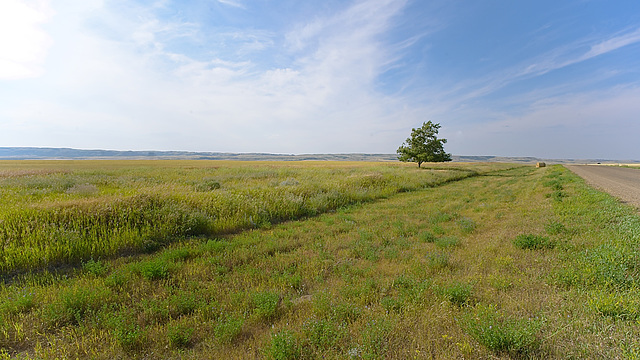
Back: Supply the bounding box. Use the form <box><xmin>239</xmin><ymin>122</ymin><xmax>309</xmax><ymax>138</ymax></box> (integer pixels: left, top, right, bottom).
<box><xmin>0</xmin><ymin>147</ymin><xmax>637</xmax><ymax>164</ymax></box>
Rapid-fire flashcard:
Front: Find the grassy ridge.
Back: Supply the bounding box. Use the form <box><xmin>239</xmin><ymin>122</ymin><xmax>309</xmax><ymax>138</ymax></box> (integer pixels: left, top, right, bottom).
<box><xmin>0</xmin><ymin>161</ymin><xmax>510</xmax><ymax>274</ymax></box>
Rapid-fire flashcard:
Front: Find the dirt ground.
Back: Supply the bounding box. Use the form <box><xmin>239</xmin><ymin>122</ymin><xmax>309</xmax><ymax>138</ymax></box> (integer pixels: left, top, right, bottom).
<box><xmin>566</xmin><ymin>165</ymin><xmax>640</xmax><ymax>210</ymax></box>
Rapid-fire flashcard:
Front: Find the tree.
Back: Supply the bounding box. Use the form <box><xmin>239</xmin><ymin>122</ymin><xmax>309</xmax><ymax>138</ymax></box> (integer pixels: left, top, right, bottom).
<box><xmin>397</xmin><ymin>121</ymin><xmax>452</xmax><ymax>168</ymax></box>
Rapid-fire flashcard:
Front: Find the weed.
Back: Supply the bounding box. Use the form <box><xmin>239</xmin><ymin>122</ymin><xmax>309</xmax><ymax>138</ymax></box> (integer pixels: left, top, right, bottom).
<box><xmin>1</xmin><ymin>289</ymin><xmax>35</xmax><ymax>315</ymax></box>
<box><xmin>109</xmin><ymin>313</ymin><xmax>145</xmax><ymax>351</ymax></box>
<box><xmin>303</xmin><ymin>317</ymin><xmax>346</xmax><ymax>352</ymax></box>
<box><xmin>435</xmin><ymin>236</ymin><xmax>460</xmax><ymax>248</ymax></box>
<box><xmin>167</xmin><ymin>321</ymin><xmax>194</xmax><ymax>348</ymax></box>
<box><xmin>82</xmin><ymin>259</ymin><xmax>108</xmax><ymax>276</ymax></box>
<box><xmin>214</xmin><ymin>314</ymin><xmax>244</xmax><ymax>344</ymax></box>
<box><xmin>265</xmin><ymin>330</ymin><xmax>301</xmax><ymax>360</ymax></box>
<box><xmin>589</xmin><ymin>290</ymin><xmax>640</xmax><ymax>320</ymax></box>
<box><xmin>361</xmin><ymin>319</ymin><xmax>392</xmax><ymax>359</ymax></box>
<box><xmin>461</xmin><ymin>304</ymin><xmax>542</xmax><ymax>355</ymax></box>
<box><xmin>43</xmin><ymin>283</ymin><xmax>112</xmax><ymax>327</ymax></box>
<box><xmin>512</xmin><ymin>234</ymin><xmax>555</xmax><ymax>250</ymax></box>
<box><xmin>195</xmin><ymin>178</ymin><xmax>221</xmax><ymax>192</ymax></box>
<box><xmin>418</xmin><ymin>231</ymin><xmax>436</xmax><ymax>243</ymax></box>
<box><xmin>545</xmin><ymin>221</ymin><xmax>566</xmax><ymax>235</ymax></box>
<box><xmin>440</xmin><ymin>281</ymin><xmax>473</xmax><ymax>306</ymax></box>
<box><xmin>252</xmin><ymin>291</ymin><xmax>281</xmax><ymax>321</ymax></box>
<box><xmin>425</xmin><ymin>252</ymin><xmax>451</xmax><ymax>270</ymax></box>
<box><xmin>134</xmin><ymin>259</ymin><xmax>172</xmax><ymax>280</ymax></box>
<box><xmin>104</xmin><ymin>269</ymin><xmax>129</xmax><ymax>288</ymax></box>
<box><xmin>167</xmin><ymin>292</ymin><xmax>198</xmax><ymax>318</ymax></box>
<box><xmin>457</xmin><ymin>217</ymin><xmax>476</xmax><ymax>234</ymax></box>
<box><xmin>381</xmin><ymin>296</ymin><xmax>404</xmax><ymax>313</ymax></box>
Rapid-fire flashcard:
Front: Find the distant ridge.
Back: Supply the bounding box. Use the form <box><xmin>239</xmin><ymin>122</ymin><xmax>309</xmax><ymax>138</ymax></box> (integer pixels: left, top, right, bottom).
<box><xmin>0</xmin><ymin>147</ymin><xmax>637</xmax><ymax>164</ymax></box>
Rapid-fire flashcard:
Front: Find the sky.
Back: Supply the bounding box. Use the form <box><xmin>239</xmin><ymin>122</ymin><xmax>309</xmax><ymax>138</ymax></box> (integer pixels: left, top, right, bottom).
<box><xmin>1</xmin><ymin>0</ymin><xmax>640</xmax><ymax>159</ymax></box>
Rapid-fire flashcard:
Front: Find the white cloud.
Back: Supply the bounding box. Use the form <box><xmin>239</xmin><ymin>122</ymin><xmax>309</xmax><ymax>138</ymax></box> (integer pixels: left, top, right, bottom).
<box><xmin>217</xmin><ymin>0</ymin><xmax>245</xmax><ymax>9</ymax></box>
<box><xmin>0</xmin><ymin>0</ymin><xmax>54</xmax><ymax>79</ymax></box>
<box><xmin>1</xmin><ymin>0</ymin><xmax>419</xmax><ymax>153</ymax></box>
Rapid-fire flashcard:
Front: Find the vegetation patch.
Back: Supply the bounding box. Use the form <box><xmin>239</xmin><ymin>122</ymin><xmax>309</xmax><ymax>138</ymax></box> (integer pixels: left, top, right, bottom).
<box><xmin>512</xmin><ymin>234</ymin><xmax>555</xmax><ymax>250</ymax></box>
<box><xmin>461</xmin><ymin>304</ymin><xmax>542</xmax><ymax>355</ymax></box>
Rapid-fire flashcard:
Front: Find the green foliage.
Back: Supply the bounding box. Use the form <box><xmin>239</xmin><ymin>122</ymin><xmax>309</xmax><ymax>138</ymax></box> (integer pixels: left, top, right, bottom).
<box><xmin>109</xmin><ymin>313</ymin><xmax>145</xmax><ymax>351</ymax></box>
<box><xmin>512</xmin><ymin>234</ymin><xmax>555</xmax><ymax>250</ymax></box>
<box><xmin>134</xmin><ymin>259</ymin><xmax>173</xmax><ymax>280</ymax></box>
<box><xmin>457</xmin><ymin>217</ymin><xmax>476</xmax><ymax>234</ymax></box>
<box><xmin>361</xmin><ymin>319</ymin><xmax>393</xmax><ymax>359</ymax></box>
<box><xmin>303</xmin><ymin>318</ymin><xmax>346</xmax><ymax>352</ymax></box>
<box><xmin>461</xmin><ymin>304</ymin><xmax>542</xmax><ymax>355</ymax></box>
<box><xmin>213</xmin><ymin>314</ymin><xmax>244</xmax><ymax>344</ymax></box>
<box><xmin>419</xmin><ymin>230</ymin><xmax>436</xmax><ymax>243</ymax></box>
<box><xmin>545</xmin><ymin>221</ymin><xmax>565</xmax><ymax>235</ymax></box>
<box><xmin>397</xmin><ymin>121</ymin><xmax>452</xmax><ymax>167</ymax></box>
<box><xmin>0</xmin><ymin>161</ymin><xmax>482</xmax><ymax>274</ymax></box>
<box><xmin>265</xmin><ymin>330</ymin><xmax>301</xmax><ymax>360</ymax></box>
<box><xmin>82</xmin><ymin>259</ymin><xmax>109</xmax><ymax>276</ymax></box>
<box><xmin>0</xmin><ymin>289</ymin><xmax>35</xmax><ymax>315</ymax></box>
<box><xmin>440</xmin><ymin>281</ymin><xmax>473</xmax><ymax>306</ymax></box>
<box><xmin>252</xmin><ymin>291</ymin><xmax>281</xmax><ymax>321</ymax></box>
<box><xmin>589</xmin><ymin>290</ymin><xmax>640</xmax><ymax>320</ymax></box>
<box><xmin>435</xmin><ymin>236</ymin><xmax>460</xmax><ymax>248</ymax></box>
<box><xmin>167</xmin><ymin>322</ymin><xmax>194</xmax><ymax>348</ymax></box>
<box><xmin>43</xmin><ymin>284</ymin><xmax>112</xmax><ymax>327</ymax></box>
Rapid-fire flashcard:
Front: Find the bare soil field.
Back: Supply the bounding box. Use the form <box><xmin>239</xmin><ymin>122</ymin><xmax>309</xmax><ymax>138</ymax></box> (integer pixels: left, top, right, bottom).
<box><xmin>566</xmin><ymin>165</ymin><xmax>640</xmax><ymax>209</ymax></box>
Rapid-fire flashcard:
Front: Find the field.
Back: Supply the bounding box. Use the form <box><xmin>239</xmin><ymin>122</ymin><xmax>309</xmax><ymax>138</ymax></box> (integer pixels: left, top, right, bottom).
<box><xmin>0</xmin><ymin>160</ymin><xmax>639</xmax><ymax>359</ymax></box>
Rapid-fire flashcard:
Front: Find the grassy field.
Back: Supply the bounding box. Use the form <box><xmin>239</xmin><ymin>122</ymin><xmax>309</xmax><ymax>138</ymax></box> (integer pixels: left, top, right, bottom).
<box><xmin>0</xmin><ymin>161</ymin><xmax>639</xmax><ymax>359</ymax></box>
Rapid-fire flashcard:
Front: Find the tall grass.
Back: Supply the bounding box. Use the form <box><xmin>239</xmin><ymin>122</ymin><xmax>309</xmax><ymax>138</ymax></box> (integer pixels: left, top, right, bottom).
<box><xmin>0</xmin><ymin>161</ymin><xmax>505</xmax><ymax>274</ymax></box>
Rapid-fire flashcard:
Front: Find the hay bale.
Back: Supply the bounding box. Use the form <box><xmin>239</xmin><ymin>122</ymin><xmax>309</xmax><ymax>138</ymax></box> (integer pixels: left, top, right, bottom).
<box><xmin>536</xmin><ymin>162</ymin><xmax>546</xmax><ymax>168</ymax></box>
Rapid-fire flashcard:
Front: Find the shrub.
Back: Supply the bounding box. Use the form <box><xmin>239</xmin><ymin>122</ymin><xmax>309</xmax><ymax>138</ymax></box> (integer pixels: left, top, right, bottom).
<box><xmin>512</xmin><ymin>234</ymin><xmax>555</xmax><ymax>250</ymax></box>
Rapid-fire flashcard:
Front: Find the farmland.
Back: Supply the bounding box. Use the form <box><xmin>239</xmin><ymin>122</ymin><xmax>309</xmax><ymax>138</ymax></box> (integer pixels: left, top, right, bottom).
<box><xmin>0</xmin><ymin>161</ymin><xmax>639</xmax><ymax>359</ymax></box>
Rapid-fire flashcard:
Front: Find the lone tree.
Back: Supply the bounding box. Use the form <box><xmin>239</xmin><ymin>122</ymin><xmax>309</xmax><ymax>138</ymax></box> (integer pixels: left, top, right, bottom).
<box><xmin>397</xmin><ymin>121</ymin><xmax>452</xmax><ymax>168</ymax></box>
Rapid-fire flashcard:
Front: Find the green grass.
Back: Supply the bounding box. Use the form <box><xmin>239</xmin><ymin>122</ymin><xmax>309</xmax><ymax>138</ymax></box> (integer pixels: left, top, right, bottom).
<box><xmin>1</xmin><ymin>161</ymin><xmax>639</xmax><ymax>358</ymax></box>
<box><xmin>0</xmin><ymin>160</ymin><xmax>493</xmax><ymax>274</ymax></box>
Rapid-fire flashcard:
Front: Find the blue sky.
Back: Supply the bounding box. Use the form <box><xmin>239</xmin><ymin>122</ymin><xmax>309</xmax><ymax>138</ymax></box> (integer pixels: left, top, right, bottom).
<box><xmin>2</xmin><ymin>0</ymin><xmax>640</xmax><ymax>159</ymax></box>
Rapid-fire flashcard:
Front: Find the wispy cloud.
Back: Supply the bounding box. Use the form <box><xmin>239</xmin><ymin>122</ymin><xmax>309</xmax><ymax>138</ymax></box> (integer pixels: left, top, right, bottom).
<box><xmin>437</xmin><ymin>26</ymin><xmax>640</xmax><ymax>108</ymax></box>
<box><xmin>217</xmin><ymin>0</ymin><xmax>245</xmax><ymax>9</ymax></box>
<box><xmin>1</xmin><ymin>0</ymin><xmax>418</xmax><ymax>153</ymax></box>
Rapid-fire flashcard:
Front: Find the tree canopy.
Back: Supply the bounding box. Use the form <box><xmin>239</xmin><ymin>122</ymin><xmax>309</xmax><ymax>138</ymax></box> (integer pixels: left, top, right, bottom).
<box><xmin>397</xmin><ymin>121</ymin><xmax>452</xmax><ymax>168</ymax></box>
